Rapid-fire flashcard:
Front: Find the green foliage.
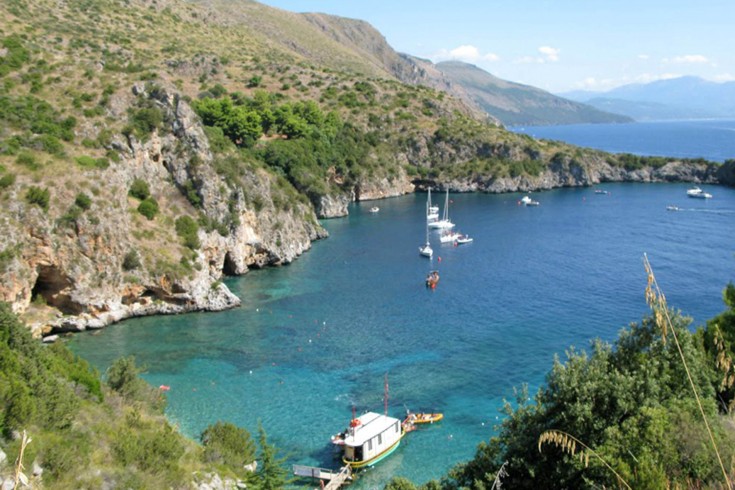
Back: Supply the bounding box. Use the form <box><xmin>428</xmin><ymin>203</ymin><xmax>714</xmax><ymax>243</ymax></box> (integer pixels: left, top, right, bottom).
<box><xmin>75</xmin><ymin>155</ymin><xmax>109</xmax><ymax>169</ymax></box>
<box><xmin>193</xmin><ymin>97</ymin><xmax>262</xmax><ymax>148</ymax></box>
<box><xmin>106</xmin><ymin>356</ymin><xmax>165</xmax><ymax>411</ymax></box>
<box><xmin>440</xmin><ymin>311</ymin><xmax>733</xmax><ymax>489</ymax></box>
<box><xmin>113</xmin><ymin>413</ymin><xmax>185</xmax><ymax>473</ymax></box>
<box><xmin>0</xmin><ymin>95</ymin><xmax>76</xmax><ymax>143</ymax></box>
<box><xmin>200</xmin><ymin>421</ymin><xmax>256</xmax><ymax>474</ymax></box>
<box><xmin>175</xmin><ymin>215</ymin><xmax>200</xmax><ymax>250</ymax></box>
<box><xmin>128</xmin><ymin>178</ymin><xmax>151</xmax><ymax>200</ymax></box>
<box><xmin>16</xmin><ymin>151</ymin><xmax>41</xmax><ymax>170</ymax></box>
<box><xmin>122</xmin><ymin>250</ymin><xmax>141</xmax><ymax>271</ymax></box>
<box><xmin>137</xmin><ymin>197</ymin><xmax>159</xmax><ymax>220</ymax></box>
<box><xmin>0</xmin><ymin>35</ymin><xmax>31</xmax><ymax>76</ymax></box>
<box><xmin>256</xmin><ymin>424</ymin><xmax>290</xmax><ymax>490</ymax></box>
<box><xmin>75</xmin><ymin>192</ymin><xmax>92</xmax><ymax>210</ymax></box>
<box><xmin>25</xmin><ymin>186</ymin><xmax>50</xmax><ymax>211</ymax></box>
<box><xmin>0</xmin><ymin>173</ymin><xmax>15</xmax><ymax>190</ymax></box>
<box><xmin>125</xmin><ymin>106</ymin><xmax>164</xmax><ymax>141</ymax></box>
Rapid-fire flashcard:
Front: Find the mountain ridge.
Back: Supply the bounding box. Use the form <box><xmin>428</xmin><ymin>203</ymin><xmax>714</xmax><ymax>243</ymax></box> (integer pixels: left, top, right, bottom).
<box><xmin>560</xmin><ymin>76</ymin><xmax>735</xmax><ymax>120</ymax></box>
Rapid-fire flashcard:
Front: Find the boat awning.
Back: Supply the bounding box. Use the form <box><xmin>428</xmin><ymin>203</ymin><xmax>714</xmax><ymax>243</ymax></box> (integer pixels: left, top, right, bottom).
<box><xmin>343</xmin><ymin>412</ymin><xmax>400</xmax><ymax>447</ymax></box>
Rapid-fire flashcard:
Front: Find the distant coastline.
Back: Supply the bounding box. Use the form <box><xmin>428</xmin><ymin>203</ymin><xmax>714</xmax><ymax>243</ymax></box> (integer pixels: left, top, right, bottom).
<box><xmin>510</xmin><ymin>119</ymin><xmax>735</xmax><ymax>163</ymax></box>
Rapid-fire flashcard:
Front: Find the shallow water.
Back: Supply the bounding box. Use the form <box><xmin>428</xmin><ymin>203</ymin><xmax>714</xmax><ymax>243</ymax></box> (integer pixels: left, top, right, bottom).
<box><xmin>70</xmin><ymin>183</ymin><xmax>735</xmax><ymax>488</ymax></box>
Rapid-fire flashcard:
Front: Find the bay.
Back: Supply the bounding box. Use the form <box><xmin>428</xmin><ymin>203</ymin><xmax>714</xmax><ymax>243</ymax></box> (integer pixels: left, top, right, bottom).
<box><xmin>511</xmin><ymin>119</ymin><xmax>735</xmax><ymax>163</ymax></box>
<box><xmin>70</xmin><ymin>182</ymin><xmax>735</xmax><ymax>488</ymax></box>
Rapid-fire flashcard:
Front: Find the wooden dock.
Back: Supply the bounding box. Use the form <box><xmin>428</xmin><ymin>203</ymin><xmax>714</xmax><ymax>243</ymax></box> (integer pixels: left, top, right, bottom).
<box><xmin>293</xmin><ymin>464</ymin><xmax>352</xmax><ymax>489</ymax></box>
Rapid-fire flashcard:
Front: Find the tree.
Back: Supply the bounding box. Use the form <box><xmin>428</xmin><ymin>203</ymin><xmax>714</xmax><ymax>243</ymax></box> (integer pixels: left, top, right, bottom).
<box><xmin>200</xmin><ymin>421</ymin><xmax>256</xmax><ymax>473</ymax></box>
<box><xmin>256</xmin><ymin>424</ymin><xmax>289</xmax><ymax>490</ymax></box>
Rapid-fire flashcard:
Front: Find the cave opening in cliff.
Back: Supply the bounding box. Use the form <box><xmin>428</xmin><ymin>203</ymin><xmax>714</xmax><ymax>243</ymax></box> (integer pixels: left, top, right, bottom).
<box><xmin>222</xmin><ymin>252</ymin><xmax>238</xmax><ymax>276</ymax></box>
<box><xmin>31</xmin><ymin>265</ymin><xmax>84</xmax><ymax>315</ymax></box>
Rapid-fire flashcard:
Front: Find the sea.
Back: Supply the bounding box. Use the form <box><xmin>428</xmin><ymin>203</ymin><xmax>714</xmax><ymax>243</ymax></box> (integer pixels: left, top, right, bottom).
<box><xmin>70</xmin><ymin>120</ymin><xmax>735</xmax><ymax>488</ymax></box>
<box><xmin>511</xmin><ymin>119</ymin><xmax>735</xmax><ymax>163</ymax></box>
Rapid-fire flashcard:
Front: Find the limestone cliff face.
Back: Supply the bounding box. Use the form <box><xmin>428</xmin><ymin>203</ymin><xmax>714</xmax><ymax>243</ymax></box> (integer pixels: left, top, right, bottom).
<box><xmin>0</xmin><ymin>83</ymin><xmax>326</xmax><ymax>337</ymax></box>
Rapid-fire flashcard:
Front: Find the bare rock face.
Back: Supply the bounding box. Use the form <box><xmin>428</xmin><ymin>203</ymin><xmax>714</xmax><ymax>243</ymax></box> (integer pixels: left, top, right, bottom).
<box><xmin>0</xmin><ymin>83</ymin><xmax>326</xmax><ymax>337</ymax></box>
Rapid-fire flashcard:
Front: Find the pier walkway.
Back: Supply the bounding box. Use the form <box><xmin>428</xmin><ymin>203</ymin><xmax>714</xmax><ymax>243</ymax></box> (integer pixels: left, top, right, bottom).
<box><xmin>293</xmin><ymin>464</ymin><xmax>352</xmax><ymax>489</ymax></box>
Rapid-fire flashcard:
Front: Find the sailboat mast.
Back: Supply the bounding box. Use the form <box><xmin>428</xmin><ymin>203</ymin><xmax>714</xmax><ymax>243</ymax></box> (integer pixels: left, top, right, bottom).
<box><xmin>384</xmin><ymin>373</ymin><xmax>389</xmax><ymax>415</ymax></box>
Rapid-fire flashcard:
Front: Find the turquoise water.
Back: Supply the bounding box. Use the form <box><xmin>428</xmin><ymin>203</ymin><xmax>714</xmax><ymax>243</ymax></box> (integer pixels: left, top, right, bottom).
<box><xmin>70</xmin><ymin>183</ymin><xmax>735</xmax><ymax>488</ymax></box>
<box><xmin>511</xmin><ymin>119</ymin><xmax>735</xmax><ymax>163</ymax></box>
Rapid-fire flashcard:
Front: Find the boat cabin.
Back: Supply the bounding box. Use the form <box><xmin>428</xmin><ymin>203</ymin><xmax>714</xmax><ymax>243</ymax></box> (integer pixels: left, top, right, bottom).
<box><xmin>341</xmin><ymin>411</ymin><xmax>403</xmax><ymax>467</ymax></box>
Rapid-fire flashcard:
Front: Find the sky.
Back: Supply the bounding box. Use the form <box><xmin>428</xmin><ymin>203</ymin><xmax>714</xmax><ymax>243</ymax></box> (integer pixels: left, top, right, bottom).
<box><xmin>257</xmin><ymin>0</ymin><xmax>735</xmax><ymax>94</ymax></box>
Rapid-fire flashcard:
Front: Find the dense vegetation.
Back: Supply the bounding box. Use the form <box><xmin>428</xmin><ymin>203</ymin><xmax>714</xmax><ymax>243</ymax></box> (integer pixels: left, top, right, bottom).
<box><xmin>0</xmin><ymin>303</ymin><xmax>289</xmax><ymax>488</ymax></box>
<box><xmin>387</xmin><ymin>283</ymin><xmax>735</xmax><ymax>489</ymax></box>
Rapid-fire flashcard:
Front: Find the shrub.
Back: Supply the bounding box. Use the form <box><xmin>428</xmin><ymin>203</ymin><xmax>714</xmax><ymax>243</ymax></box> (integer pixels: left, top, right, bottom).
<box><xmin>122</xmin><ymin>250</ymin><xmax>141</xmax><ymax>271</ymax></box>
<box><xmin>75</xmin><ymin>192</ymin><xmax>92</xmax><ymax>210</ymax></box>
<box><xmin>137</xmin><ymin>198</ymin><xmax>159</xmax><ymax>220</ymax></box>
<box><xmin>175</xmin><ymin>215</ymin><xmax>200</xmax><ymax>250</ymax></box>
<box><xmin>0</xmin><ymin>173</ymin><xmax>15</xmax><ymax>189</ymax></box>
<box><xmin>25</xmin><ymin>186</ymin><xmax>50</xmax><ymax>211</ymax></box>
<box><xmin>17</xmin><ymin>151</ymin><xmax>40</xmax><ymax>170</ymax></box>
<box><xmin>128</xmin><ymin>178</ymin><xmax>150</xmax><ymax>200</ymax></box>
<box><xmin>75</xmin><ymin>155</ymin><xmax>109</xmax><ymax>169</ymax></box>
<box><xmin>127</xmin><ymin>106</ymin><xmax>163</xmax><ymax>140</ymax></box>
<box><xmin>201</xmin><ymin>421</ymin><xmax>256</xmax><ymax>472</ymax></box>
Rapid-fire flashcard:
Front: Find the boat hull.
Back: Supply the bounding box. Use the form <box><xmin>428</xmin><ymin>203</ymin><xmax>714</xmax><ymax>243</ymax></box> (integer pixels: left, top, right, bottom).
<box><xmin>343</xmin><ymin>435</ymin><xmax>403</xmax><ymax>469</ymax></box>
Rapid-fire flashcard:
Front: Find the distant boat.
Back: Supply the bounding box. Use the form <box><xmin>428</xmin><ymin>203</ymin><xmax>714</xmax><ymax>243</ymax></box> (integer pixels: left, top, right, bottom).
<box><xmin>405</xmin><ymin>412</ymin><xmax>444</xmax><ymax>425</ymax></box>
<box><xmin>520</xmin><ymin>195</ymin><xmax>540</xmax><ymax>206</ymax></box>
<box><xmin>666</xmin><ymin>205</ymin><xmax>680</xmax><ymax>211</ymax></box>
<box><xmin>419</xmin><ymin>202</ymin><xmax>433</xmax><ymax>258</ymax></box>
<box><xmin>687</xmin><ymin>186</ymin><xmax>712</xmax><ymax>199</ymax></box>
<box><xmin>594</xmin><ymin>189</ymin><xmax>609</xmax><ymax>195</ymax></box>
<box><xmin>427</xmin><ymin>188</ymin><xmax>439</xmax><ymax>221</ymax></box>
<box><xmin>428</xmin><ymin>190</ymin><xmax>455</xmax><ymax>229</ymax></box>
<box><xmin>439</xmin><ymin>230</ymin><xmax>461</xmax><ymax>243</ymax></box>
<box><xmin>455</xmin><ymin>234</ymin><xmax>473</xmax><ymax>244</ymax></box>
<box><xmin>369</xmin><ymin>206</ymin><xmax>380</xmax><ymax>213</ymax></box>
<box><xmin>426</xmin><ymin>270</ymin><xmax>440</xmax><ymax>289</ymax></box>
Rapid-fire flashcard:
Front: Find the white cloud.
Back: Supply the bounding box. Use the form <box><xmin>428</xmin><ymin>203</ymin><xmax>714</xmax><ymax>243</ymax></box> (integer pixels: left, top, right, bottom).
<box><xmin>538</xmin><ymin>46</ymin><xmax>560</xmax><ymax>62</ymax></box>
<box><xmin>433</xmin><ymin>44</ymin><xmax>500</xmax><ymax>63</ymax></box>
<box><xmin>713</xmin><ymin>73</ymin><xmax>735</xmax><ymax>82</ymax></box>
<box><xmin>637</xmin><ymin>54</ymin><xmax>649</xmax><ymax>60</ymax></box>
<box><xmin>513</xmin><ymin>46</ymin><xmax>560</xmax><ymax>64</ymax></box>
<box><xmin>665</xmin><ymin>54</ymin><xmax>709</xmax><ymax>64</ymax></box>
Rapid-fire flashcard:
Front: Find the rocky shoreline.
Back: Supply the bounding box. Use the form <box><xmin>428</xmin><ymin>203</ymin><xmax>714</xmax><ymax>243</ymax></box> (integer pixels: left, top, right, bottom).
<box><xmin>1</xmin><ymin>82</ymin><xmax>732</xmax><ymax>340</ymax></box>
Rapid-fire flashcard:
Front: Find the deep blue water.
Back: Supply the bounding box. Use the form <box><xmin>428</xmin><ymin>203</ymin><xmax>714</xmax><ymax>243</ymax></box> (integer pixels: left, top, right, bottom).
<box><xmin>511</xmin><ymin>119</ymin><xmax>735</xmax><ymax>163</ymax></box>
<box><xmin>69</xmin><ymin>183</ymin><xmax>735</xmax><ymax>488</ymax></box>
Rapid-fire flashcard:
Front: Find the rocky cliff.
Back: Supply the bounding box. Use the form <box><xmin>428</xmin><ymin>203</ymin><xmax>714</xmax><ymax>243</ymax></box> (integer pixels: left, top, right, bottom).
<box><xmin>0</xmin><ymin>83</ymin><xmax>326</xmax><ymax>338</ymax></box>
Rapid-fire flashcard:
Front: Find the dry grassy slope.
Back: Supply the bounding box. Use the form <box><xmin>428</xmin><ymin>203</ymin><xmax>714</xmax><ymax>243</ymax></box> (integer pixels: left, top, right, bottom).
<box><xmin>183</xmin><ymin>0</ymin><xmax>395</xmax><ymax>78</ymax></box>
<box><xmin>434</xmin><ymin>61</ymin><xmax>633</xmax><ymax>126</ymax></box>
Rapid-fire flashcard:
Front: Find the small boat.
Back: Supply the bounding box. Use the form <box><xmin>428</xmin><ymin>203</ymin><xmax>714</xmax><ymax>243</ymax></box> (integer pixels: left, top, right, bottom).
<box><xmin>419</xmin><ymin>202</ymin><xmax>433</xmax><ymax>258</ymax></box>
<box><xmin>369</xmin><ymin>206</ymin><xmax>380</xmax><ymax>213</ymax></box>
<box><xmin>455</xmin><ymin>234</ymin><xmax>473</xmax><ymax>244</ymax></box>
<box><xmin>594</xmin><ymin>189</ymin><xmax>609</xmax><ymax>195</ymax></box>
<box><xmin>439</xmin><ymin>230</ymin><xmax>461</xmax><ymax>243</ymax></box>
<box><xmin>426</xmin><ymin>270</ymin><xmax>439</xmax><ymax>289</ymax></box>
<box><xmin>520</xmin><ymin>195</ymin><xmax>540</xmax><ymax>206</ymax></box>
<box><xmin>427</xmin><ymin>188</ymin><xmax>439</xmax><ymax>221</ymax></box>
<box><xmin>687</xmin><ymin>186</ymin><xmax>712</xmax><ymax>199</ymax></box>
<box><xmin>406</xmin><ymin>412</ymin><xmax>444</xmax><ymax>424</ymax></box>
<box><xmin>666</xmin><ymin>205</ymin><xmax>680</xmax><ymax>211</ymax></box>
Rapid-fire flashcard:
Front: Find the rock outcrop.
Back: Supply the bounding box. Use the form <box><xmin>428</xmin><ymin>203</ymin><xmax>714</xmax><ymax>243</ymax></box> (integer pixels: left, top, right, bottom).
<box><xmin>0</xmin><ymin>83</ymin><xmax>326</xmax><ymax>337</ymax></box>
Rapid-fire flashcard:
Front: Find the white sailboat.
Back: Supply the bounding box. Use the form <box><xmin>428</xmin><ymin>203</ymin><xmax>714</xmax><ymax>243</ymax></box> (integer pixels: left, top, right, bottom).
<box><xmin>419</xmin><ymin>202</ymin><xmax>433</xmax><ymax>258</ymax></box>
<box><xmin>428</xmin><ymin>189</ymin><xmax>455</xmax><ymax>229</ymax></box>
<box><xmin>427</xmin><ymin>188</ymin><xmax>439</xmax><ymax>221</ymax></box>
